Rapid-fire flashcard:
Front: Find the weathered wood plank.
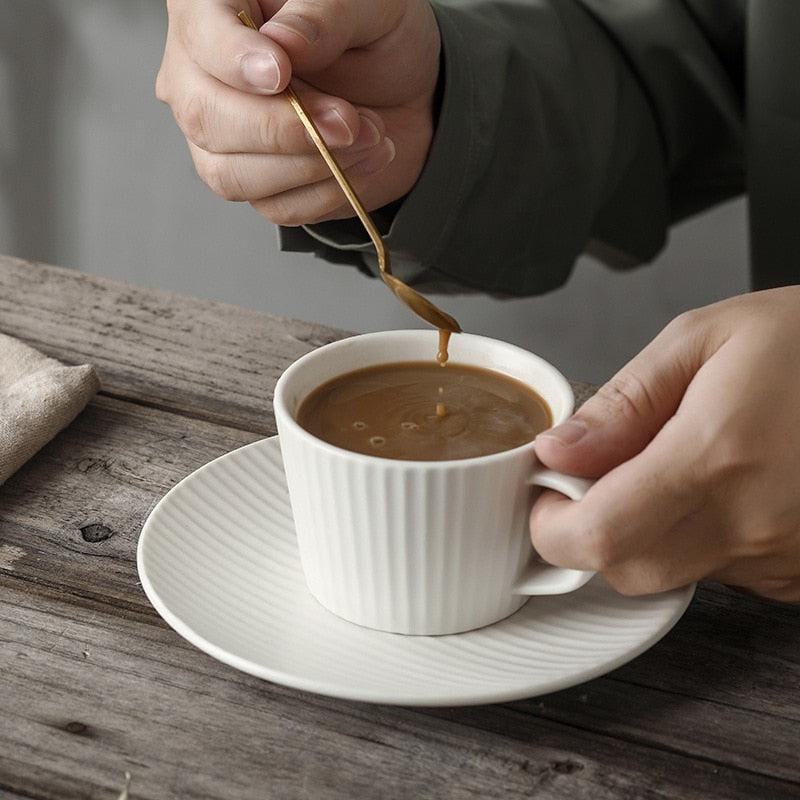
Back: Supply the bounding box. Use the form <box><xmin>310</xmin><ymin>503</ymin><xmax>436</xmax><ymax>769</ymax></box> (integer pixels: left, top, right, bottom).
<box><xmin>423</xmin><ymin>577</ymin><xmax>800</xmax><ymax>782</ymax></box>
<box><xmin>3</xmin><ymin>580</ymin><xmax>799</xmax><ymax>800</ymax></box>
<box><xmin>428</xmin><ymin>666</ymin><xmax>800</xmax><ymax>782</ymax></box>
<box><xmin>0</xmin><ymin>784</ymin><xmax>44</xmax><ymax>800</ymax></box>
<box><xmin>0</xmin><ymin>256</ymin><xmax>597</xmax><ymax>433</ymax></box>
<box><xmin>608</xmin><ymin>582</ymin><xmax>800</xmax><ymax>723</ymax></box>
<box><xmin>0</xmin><ymin>255</ymin><xmax>341</xmax><ymax>433</ymax></box>
<box><xmin>0</xmin><ymin>394</ymin><xmax>258</xmax><ymax>612</ymax></box>
<box><xmin>3</xmin><ymin>254</ymin><xmax>799</xmax><ymax>797</ymax></box>
<box><xmin>1</xmin><ymin>393</ymin><xmax>799</xmax><ymax>792</ymax></box>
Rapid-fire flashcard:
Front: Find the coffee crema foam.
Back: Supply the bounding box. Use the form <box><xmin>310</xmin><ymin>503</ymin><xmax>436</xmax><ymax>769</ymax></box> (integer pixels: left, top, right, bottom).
<box><xmin>296</xmin><ymin>361</ymin><xmax>552</xmax><ymax>461</ymax></box>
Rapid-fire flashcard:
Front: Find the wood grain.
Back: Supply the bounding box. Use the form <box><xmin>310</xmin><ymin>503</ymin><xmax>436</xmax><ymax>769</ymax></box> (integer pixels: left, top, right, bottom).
<box><xmin>0</xmin><ymin>255</ymin><xmax>597</xmax><ymax>434</ymax></box>
<box><xmin>1</xmin><ymin>391</ymin><xmax>798</xmax><ymax>798</ymax></box>
<box><xmin>0</xmin><ymin>394</ymin><xmax>257</xmax><ymax>615</ymax></box>
<box><xmin>1</xmin><ymin>256</ymin><xmax>799</xmax><ymax>799</ymax></box>
<box><xmin>3</xmin><ymin>580</ymin><xmax>800</xmax><ymax>800</ymax></box>
<box><xmin>0</xmin><ymin>255</ymin><xmax>341</xmax><ymax>434</ymax></box>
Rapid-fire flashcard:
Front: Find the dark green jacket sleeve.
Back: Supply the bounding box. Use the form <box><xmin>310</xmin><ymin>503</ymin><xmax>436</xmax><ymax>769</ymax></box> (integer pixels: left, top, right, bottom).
<box><xmin>278</xmin><ymin>0</ymin><xmax>745</xmax><ymax>296</ymax></box>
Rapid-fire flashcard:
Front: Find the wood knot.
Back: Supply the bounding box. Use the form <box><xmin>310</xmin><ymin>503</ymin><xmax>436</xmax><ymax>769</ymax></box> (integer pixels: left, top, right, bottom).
<box><xmin>551</xmin><ymin>759</ymin><xmax>583</xmax><ymax>775</ymax></box>
<box><xmin>76</xmin><ymin>457</ymin><xmax>110</xmax><ymax>473</ymax></box>
<box><xmin>64</xmin><ymin>721</ymin><xmax>90</xmax><ymax>736</ymax></box>
<box><xmin>80</xmin><ymin>524</ymin><xmax>114</xmax><ymax>543</ymax></box>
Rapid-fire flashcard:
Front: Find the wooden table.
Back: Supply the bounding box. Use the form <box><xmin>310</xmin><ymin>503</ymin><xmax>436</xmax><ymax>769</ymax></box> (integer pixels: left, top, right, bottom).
<box><xmin>1</xmin><ymin>254</ymin><xmax>798</xmax><ymax>800</ymax></box>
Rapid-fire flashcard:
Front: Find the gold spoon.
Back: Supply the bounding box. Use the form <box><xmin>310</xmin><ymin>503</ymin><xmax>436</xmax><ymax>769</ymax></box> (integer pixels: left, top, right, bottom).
<box><xmin>238</xmin><ymin>9</ymin><xmax>461</xmax><ymax>338</ymax></box>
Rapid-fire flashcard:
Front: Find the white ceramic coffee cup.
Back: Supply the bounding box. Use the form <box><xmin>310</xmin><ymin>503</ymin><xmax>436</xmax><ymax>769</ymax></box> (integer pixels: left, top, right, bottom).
<box><xmin>274</xmin><ymin>330</ymin><xmax>595</xmax><ymax>635</ymax></box>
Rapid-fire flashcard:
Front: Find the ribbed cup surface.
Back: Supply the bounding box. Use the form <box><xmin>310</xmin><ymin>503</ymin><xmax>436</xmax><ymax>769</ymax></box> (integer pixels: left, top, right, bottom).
<box><xmin>137</xmin><ymin>437</ymin><xmax>695</xmax><ymax>706</ymax></box>
<box><xmin>281</xmin><ymin>419</ymin><xmax>535</xmax><ymax>634</ymax></box>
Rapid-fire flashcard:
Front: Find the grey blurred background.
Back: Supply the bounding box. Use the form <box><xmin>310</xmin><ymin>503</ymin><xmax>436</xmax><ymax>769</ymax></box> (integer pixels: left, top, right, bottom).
<box><xmin>0</xmin><ymin>0</ymin><xmax>749</xmax><ymax>383</ymax></box>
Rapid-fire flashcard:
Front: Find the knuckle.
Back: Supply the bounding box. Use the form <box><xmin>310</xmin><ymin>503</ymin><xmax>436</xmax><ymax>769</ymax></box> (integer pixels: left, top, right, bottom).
<box><xmin>198</xmin><ymin>156</ymin><xmax>242</xmax><ymax>201</ymax></box>
<box><xmin>708</xmin><ymin>437</ymin><xmax>750</xmax><ymax>479</ymax></box>
<box><xmin>259</xmin><ymin>108</ymin><xmax>308</xmax><ymax>153</ymax></box>
<box><xmin>256</xmin><ymin>113</ymin><xmax>277</xmax><ymax>151</ymax></box>
<box><xmin>662</xmin><ymin>307</ymin><xmax>711</xmax><ymax>355</ymax></box>
<box><xmin>154</xmin><ymin>69</ymin><xmax>170</xmax><ymax>103</ymax></box>
<box><xmin>698</xmin><ymin>427</ymin><xmax>756</xmax><ymax>489</ymax></box>
<box><xmin>596</xmin><ymin>370</ymin><xmax>659</xmax><ymax>423</ymax></box>
<box><xmin>739</xmin><ymin>518</ymin><xmax>796</xmax><ymax>559</ymax></box>
<box><xmin>256</xmin><ymin>111</ymin><xmax>293</xmax><ymax>153</ymax></box>
<box><xmin>175</xmin><ymin>94</ymin><xmax>212</xmax><ymax>150</ymax></box>
<box><xmin>605</xmin><ymin>563</ymin><xmax>677</xmax><ymax>597</ymax></box>
<box><xmin>666</xmin><ymin>308</ymin><xmax>704</xmax><ymax>337</ymax></box>
<box><xmin>662</xmin><ymin>306</ymin><xmax>723</xmax><ymax>364</ymax></box>
<box><xmin>584</xmin><ymin>524</ymin><xmax>619</xmax><ymax>571</ymax></box>
<box><xmin>196</xmin><ymin>159</ymin><xmax>222</xmax><ymax>196</ymax></box>
<box><xmin>258</xmin><ymin>175</ymin><xmax>339</xmax><ymax>224</ymax></box>
<box><xmin>256</xmin><ymin>196</ymin><xmax>307</xmax><ymax>226</ymax></box>
<box><xmin>604</xmin><ymin>570</ymin><xmax>648</xmax><ymax>597</ymax></box>
<box><xmin>605</xmin><ymin>572</ymin><xmax>644</xmax><ymax>597</ymax></box>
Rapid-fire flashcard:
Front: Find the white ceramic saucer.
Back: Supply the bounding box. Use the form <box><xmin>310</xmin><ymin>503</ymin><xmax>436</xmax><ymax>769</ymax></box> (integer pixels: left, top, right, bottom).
<box><xmin>137</xmin><ymin>437</ymin><xmax>694</xmax><ymax>707</ymax></box>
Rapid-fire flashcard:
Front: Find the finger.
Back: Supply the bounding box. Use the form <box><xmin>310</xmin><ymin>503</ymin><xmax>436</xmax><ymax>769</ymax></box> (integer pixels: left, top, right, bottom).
<box><xmin>530</xmin><ymin>416</ymin><xmax>704</xmax><ymax>581</ymax></box>
<box><xmin>250</xmin><ymin>138</ymin><xmax>396</xmax><ymax>224</ymax></box>
<box><xmin>531</xmin><ymin>486</ymin><xmax>707</xmax><ymax>596</ymax></box>
<box><xmin>171</xmin><ymin>63</ymin><xmax>384</xmax><ymax>154</ymax></box>
<box><xmin>535</xmin><ymin>311</ymin><xmax>714</xmax><ymax>478</ymax></box>
<box><xmin>188</xmin><ymin>136</ymin><xmax>392</xmax><ymax>201</ymax></box>
<box><xmin>311</xmin><ymin>203</ymin><xmax>359</xmax><ymax>223</ymax></box>
<box><xmin>712</xmin><ymin>560</ymin><xmax>800</xmax><ymax>603</ymax></box>
<box><xmin>172</xmin><ymin>0</ymin><xmax>292</xmax><ymax>94</ymax></box>
<box><xmin>722</xmin><ymin>579</ymin><xmax>800</xmax><ymax>604</ymax></box>
<box><xmin>259</xmin><ymin>0</ymin><xmax>406</xmax><ymax>73</ymax></box>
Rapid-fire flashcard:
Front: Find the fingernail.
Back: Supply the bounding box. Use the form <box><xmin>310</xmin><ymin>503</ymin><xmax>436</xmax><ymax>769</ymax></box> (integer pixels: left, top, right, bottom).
<box><xmin>537</xmin><ymin>419</ymin><xmax>588</xmax><ymax>446</ymax></box>
<box><xmin>316</xmin><ymin>109</ymin><xmax>355</xmax><ymax>147</ymax></box>
<box><xmin>347</xmin><ymin>138</ymin><xmax>396</xmax><ymax>177</ymax></box>
<box><xmin>241</xmin><ymin>53</ymin><xmax>281</xmax><ymax>92</ymax></box>
<box><xmin>348</xmin><ymin>115</ymin><xmax>382</xmax><ymax>151</ymax></box>
<box><xmin>263</xmin><ymin>14</ymin><xmax>319</xmax><ymax>45</ymax></box>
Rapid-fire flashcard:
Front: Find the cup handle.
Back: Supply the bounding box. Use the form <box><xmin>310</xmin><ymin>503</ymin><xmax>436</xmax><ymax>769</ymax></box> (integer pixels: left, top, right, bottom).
<box><xmin>512</xmin><ymin>467</ymin><xmax>596</xmax><ymax>596</ymax></box>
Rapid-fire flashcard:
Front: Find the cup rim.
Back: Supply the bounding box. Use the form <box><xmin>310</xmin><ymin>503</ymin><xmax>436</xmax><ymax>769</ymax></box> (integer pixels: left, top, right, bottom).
<box><xmin>273</xmin><ymin>330</ymin><xmax>575</xmax><ymax>468</ymax></box>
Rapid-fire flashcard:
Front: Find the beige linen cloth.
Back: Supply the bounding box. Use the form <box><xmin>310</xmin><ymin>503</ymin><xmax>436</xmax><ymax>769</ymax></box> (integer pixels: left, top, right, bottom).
<box><xmin>0</xmin><ymin>333</ymin><xmax>100</xmax><ymax>484</ymax></box>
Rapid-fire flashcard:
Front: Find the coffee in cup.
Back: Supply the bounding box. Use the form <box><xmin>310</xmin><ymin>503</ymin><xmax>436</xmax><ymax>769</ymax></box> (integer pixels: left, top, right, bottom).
<box><xmin>296</xmin><ymin>361</ymin><xmax>552</xmax><ymax>461</ymax></box>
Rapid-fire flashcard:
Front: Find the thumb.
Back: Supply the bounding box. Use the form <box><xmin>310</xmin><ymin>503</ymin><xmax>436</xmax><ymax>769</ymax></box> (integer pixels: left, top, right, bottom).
<box><xmin>260</xmin><ymin>0</ymin><xmax>405</xmax><ymax>73</ymax></box>
<box><xmin>535</xmin><ymin>317</ymin><xmax>706</xmax><ymax>478</ymax></box>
